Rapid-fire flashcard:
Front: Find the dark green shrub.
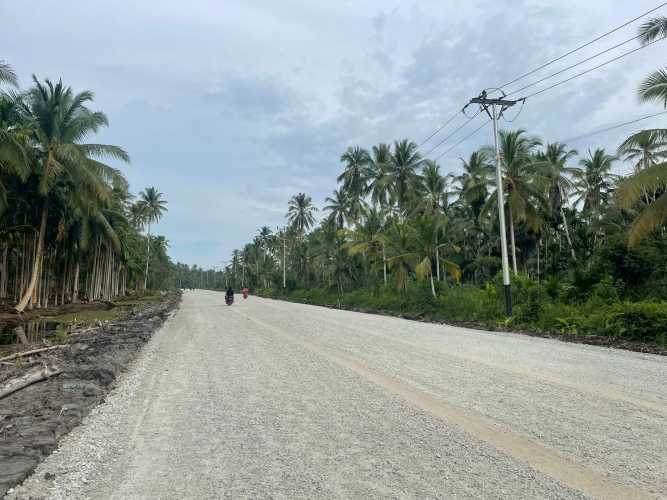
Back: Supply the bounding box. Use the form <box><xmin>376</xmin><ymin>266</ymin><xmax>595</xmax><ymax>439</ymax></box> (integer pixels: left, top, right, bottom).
<box><xmin>589</xmin><ymin>276</ymin><xmax>620</xmax><ymax>306</ymax></box>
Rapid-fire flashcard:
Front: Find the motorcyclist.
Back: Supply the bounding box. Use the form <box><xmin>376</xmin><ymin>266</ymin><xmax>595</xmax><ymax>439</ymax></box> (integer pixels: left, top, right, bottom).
<box><xmin>225</xmin><ymin>286</ymin><xmax>234</xmax><ymax>303</ymax></box>
<box><xmin>242</xmin><ymin>287</ymin><xmax>249</xmax><ymax>299</ymax></box>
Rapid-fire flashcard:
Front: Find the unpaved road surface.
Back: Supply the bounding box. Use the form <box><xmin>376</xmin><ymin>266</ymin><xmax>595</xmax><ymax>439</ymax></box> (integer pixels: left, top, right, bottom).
<box><xmin>9</xmin><ymin>290</ymin><xmax>666</xmax><ymax>499</ymax></box>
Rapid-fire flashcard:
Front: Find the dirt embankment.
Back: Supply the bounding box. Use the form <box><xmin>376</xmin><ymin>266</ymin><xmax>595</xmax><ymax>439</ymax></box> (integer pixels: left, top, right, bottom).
<box><xmin>0</xmin><ymin>292</ymin><xmax>181</xmax><ymax>497</ymax></box>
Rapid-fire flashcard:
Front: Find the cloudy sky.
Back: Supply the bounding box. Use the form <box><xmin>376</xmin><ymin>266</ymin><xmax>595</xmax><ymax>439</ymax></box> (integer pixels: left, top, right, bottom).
<box><xmin>3</xmin><ymin>0</ymin><xmax>665</xmax><ymax>267</ymax></box>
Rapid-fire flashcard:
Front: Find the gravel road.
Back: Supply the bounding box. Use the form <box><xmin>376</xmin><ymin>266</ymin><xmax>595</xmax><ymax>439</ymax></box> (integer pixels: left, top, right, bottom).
<box><xmin>8</xmin><ymin>290</ymin><xmax>666</xmax><ymax>499</ymax></box>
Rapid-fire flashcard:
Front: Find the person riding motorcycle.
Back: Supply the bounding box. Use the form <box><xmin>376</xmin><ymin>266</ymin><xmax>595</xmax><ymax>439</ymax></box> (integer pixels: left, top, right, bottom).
<box><xmin>225</xmin><ymin>286</ymin><xmax>234</xmax><ymax>304</ymax></box>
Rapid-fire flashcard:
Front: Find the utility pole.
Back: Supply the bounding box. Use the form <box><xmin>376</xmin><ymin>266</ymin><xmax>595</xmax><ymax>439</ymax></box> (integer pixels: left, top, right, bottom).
<box><xmin>469</xmin><ymin>90</ymin><xmax>524</xmax><ymax>316</ymax></box>
<box><xmin>276</xmin><ymin>226</ymin><xmax>287</xmax><ymax>290</ymax></box>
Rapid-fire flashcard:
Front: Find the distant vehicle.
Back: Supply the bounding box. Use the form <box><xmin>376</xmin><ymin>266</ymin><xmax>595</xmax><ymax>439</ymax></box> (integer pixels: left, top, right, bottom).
<box><xmin>242</xmin><ymin>287</ymin><xmax>249</xmax><ymax>299</ymax></box>
<box><xmin>225</xmin><ymin>294</ymin><xmax>234</xmax><ymax>306</ymax></box>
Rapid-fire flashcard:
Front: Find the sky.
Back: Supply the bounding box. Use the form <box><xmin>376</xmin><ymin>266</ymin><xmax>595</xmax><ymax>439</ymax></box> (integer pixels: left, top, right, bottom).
<box><xmin>3</xmin><ymin>0</ymin><xmax>666</xmax><ymax>268</ymax></box>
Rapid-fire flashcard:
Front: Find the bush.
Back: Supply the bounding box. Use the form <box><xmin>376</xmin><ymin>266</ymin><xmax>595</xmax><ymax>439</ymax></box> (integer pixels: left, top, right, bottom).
<box><xmin>589</xmin><ymin>276</ymin><xmax>620</xmax><ymax>306</ymax></box>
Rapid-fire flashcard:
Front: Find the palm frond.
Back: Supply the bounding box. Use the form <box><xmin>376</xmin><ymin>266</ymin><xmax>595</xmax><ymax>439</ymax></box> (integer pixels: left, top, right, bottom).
<box><xmin>628</xmin><ymin>193</ymin><xmax>667</xmax><ymax>245</ymax></box>
<box><xmin>638</xmin><ymin>17</ymin><xmax>667</xmax><ymax>45</ymax></box>
<box><xmin>79</xmin><ymin>143</ymin><xmax>130</xmax><ymax>162</ymax></box>
<box><xmin>638</xmin><ymin>68</ymin><xmax>667</xmax><ymax>107</ymax></box>
<box><xmin>616</xmin><ymin>163</ymin><xmax>667</xmax><ymax>208</ymax></box>
<box><xmin>0</xmin><ymin>61</ymin><xmax>18</xmax><ymax>88</ymax></box>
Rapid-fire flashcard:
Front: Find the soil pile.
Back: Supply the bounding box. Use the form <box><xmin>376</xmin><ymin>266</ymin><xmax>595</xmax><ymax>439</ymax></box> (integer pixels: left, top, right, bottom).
<box><xmin>0</xmin><ymin>292</ymin><xmax>181</xmax><ymax>496</ymax></box>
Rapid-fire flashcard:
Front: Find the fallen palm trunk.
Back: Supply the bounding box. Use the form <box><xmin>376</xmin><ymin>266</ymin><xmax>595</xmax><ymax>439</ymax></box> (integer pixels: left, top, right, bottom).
<box><xmin>0</xmin><ymin>365</ymin><xmax>62</xmax><ymax>400</ymax></box>
<box><xmin>0</xmin><ymin>345</ymin><xmax>67</xmax><ymax>363</ymax></box>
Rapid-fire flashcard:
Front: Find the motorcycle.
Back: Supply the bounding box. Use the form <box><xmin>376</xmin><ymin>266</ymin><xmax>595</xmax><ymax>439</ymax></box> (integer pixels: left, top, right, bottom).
<box><xmin>225</xmin><ymin>294</ymin><xmax>234</xmax><ymax>306</ymax></box>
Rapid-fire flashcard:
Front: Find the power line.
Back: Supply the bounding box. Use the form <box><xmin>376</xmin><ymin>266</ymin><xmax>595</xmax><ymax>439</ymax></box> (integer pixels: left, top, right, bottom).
<box><xmin>558</xmin><ymin>110</ymin><xmax>667</xmax><ymax>144</ymax></box>
<box><xmin>522</xmin><ymin>35</ymin><xmax>667</xmax><ymax>100</ymax></box>
<box><xmin>506</xmin><ymin>33</ymin><xmax>642</xmax><ymax>97</ymax></box>
<box><xmin>418</xmin><ymin>3</ymin><xmax>666</xmax><ymax>155</ymax></box>
<box><xmin>499</xmin><ymin>2</ymin><xmax>667</xmax><ymax>89</ymax></box>
<box><xmin>422</xmin><ymin>110</ymin><xmax>481</xmax><ymax>157</ymax></box>
<box><xmin>418</xmin><ymin>109</ymin><xmax>464</xmax><ymax>147</ymax></box>
<box><xmin>433</xmin><ymin>118</ymin><xmax>490</xmax><ymax>161</ymax></box>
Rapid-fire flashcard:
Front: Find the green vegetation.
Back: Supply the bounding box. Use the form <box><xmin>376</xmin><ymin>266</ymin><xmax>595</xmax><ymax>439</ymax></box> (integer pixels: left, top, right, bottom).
<box><xmin>189</xmin><ymin>22</ymin><xmax>667</xmax><ymax>346</ymax></box>
<box><xmin>258</xmin><ymin>276</ymin><xmax>667</xmax><ymax>345</ymax></box>
<box><xmin>0</xmin><ymin>63</ymin><xmax>175</xmax><ymax>312</ymax></box>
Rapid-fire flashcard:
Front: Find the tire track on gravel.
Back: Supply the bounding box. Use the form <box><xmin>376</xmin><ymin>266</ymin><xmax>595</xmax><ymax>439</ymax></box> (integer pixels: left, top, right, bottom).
<box><xmin>231</xmin><ymin>308</ymin><xmax>655</xmax><ymax>500</ymax></box>
<box><xmin>283</xmin><ymin>306</ymin><xmax>666</xmax><ymax>416</ymax></box>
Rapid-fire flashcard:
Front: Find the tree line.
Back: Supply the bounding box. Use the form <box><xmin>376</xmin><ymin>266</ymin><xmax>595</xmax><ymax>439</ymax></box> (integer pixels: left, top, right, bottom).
<box><xmin>0</xmin><ymin>63</ymin><xmax>172</xmax><ymax>313</ymax></box>
<box><xmin>199</xmin><ymin>19</ymin><xmax>667</xmax><ymax>308</ymax></box>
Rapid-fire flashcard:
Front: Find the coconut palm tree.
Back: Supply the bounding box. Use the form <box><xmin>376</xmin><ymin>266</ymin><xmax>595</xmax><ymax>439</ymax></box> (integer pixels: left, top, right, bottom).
<box><xmin>0</xmin><ymin>96</ymin><xmax>30</xmax><ymax>214</ymax></box>
<box><xmin>14</xmin><ymin>77</ymin><xmax>129</xmax><ymax>312</ymax></box>
<box><xmin>367</xmin><ymin>143</ymin><xmax>392</xmax><ymax>209</ymax></box>
<box><xmin>130</xmin><ymin>200</ymin><xmax>149</xmax><ymax>229</ymax></box>
<box><xmin>384</xmin><ymin>221</ymin><xmax>414</xmax><ymax>292</ymax></box>
<box><xmin>255</xmin><ymin>226</ymin><xmax>273</xmax><ymax>287</ymax></box>
<box><xmin>482</xmin><ymin>129</ymin><xmax>543</xmax><ymax>274</ymax></box>
<box><xmin>535</xmin><ymin>142</ymin><xmax>578</xmax><ymax>260</ymax></box>
<box><xmin>138</xmin><ymin>187</ymin><xmax>167</xmax><ymax>289</ymax></box>
<box><xmin>454</xmin><ymin>151</ymin><xmax>493</xmax><ymax>218</ymax></box>
<box><xmin>419</xmin><ymin>160</ymin><xmax>448</xmax><ymax>215</ymax></box>
<box><xmin>617</xmin><ymin>129</ymin><xmax>667</xmax><ymax>173</ymax></box>
<box><xmin>338</xmin><ymin>146</ymin><xmax>370</xmax><ymax>224</ymax></box>
<box><xmin>347</xmin><ymin>206</ymin><xmax>387</xmax><ymax>285</ymax></box>
<box><xmin>402</xmin><ymin>215</ymin><xmax>460</xmax><ymax>297</ymax></box>
<box><xmin>338</xmin><ymin>145</ymin><xmax>370</xmax><ymax>195</ymax></box>
<box><xmin>572</xmin><ymin>149</ymin><xmax>616</xmax><ymax>221</ymax></box>
<box><xmin>257</xmin><ymin>225</ymin><xmax>272</xmax><ymax>259</ymax></box>
<box><xmin>387</xmin><ymin>139</ymin><xmax>422</xmax><ymax>213</ymax></box>
<box><xmin>324</xmin><ymin>189</ymin><xmax>349</xmax><ymax>229</ymax></box>
<box><xmin>286</xmin><ymin>192</ymin><xmax>317</xmax><ymax>235</ymax></box>
<box><xmin>616</xmin><ymin>162</ymin><xmax>667</xmax><ymax>245</ymax></box>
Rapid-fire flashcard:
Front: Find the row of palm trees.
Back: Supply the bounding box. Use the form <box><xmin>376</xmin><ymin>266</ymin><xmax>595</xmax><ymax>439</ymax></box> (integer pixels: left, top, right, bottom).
<box><xmin>211</xmin><ymin>18</ymin><xmax>667</xmax><ymax>297</ymax></box>
<box><xmin>213</xmin><ymin>125</ymin><xmax>661</xmax><ymax>297</ymax></box>
<box><xmin>0</xmin><ymin>64</ymin><xmax>170</xmax><ymax>312</ymax></box>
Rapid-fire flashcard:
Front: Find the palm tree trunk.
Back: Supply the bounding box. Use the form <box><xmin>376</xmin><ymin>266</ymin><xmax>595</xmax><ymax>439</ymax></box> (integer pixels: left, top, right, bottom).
<box><xmin>560</xmin><ymin>205</ymin><xmax>577</xmax><ymax>261</ymax></box>
<box><xmin>14</xmin><ymin>247</ymin><xmax>19</xmax><ymax>303</ymax></box>
<box><xmin>507</xmin><ymin>205</ymin><xmax>518</xmax><ymax>276</ymax></box>
<box><xmin>558</xmin><ymin>186</ymin><xmax>577</xmax><ymax>261</ymax></box>
<box><xmin>143</xmin><ymin>224</ymin><xmax>151</xmax><ymax>290</ymax></box>
<box><xmin>435</xmin><ymin>245</ymin><xmax>441</xmax><ymax>281</ymax></box>
<box><xmin>72</xmin><ymin>260</ymin><xmax>80</xmax><ymax>303</ymax></box>
<box><xmin>0</xmin><ymin>243</ymin><xmax>7</xmax><ymax>299</ymax></box>
<box><xmin>430</xmin><ymin>273</ymin><xmax>436</xmax><ymax>298</ymax></box>
<box><xmin>537</xmin><ymin>239</ymin><xmax>541</xmax><ymax>283</ymax></box>
<box><xmin>29</xmin><ymin>233</ymin><xmax>38</xmax><ymax>310</ymax></box>
<box><xmin>15</xmin><ymin>199</ymin><xmax>49</xmax><ymax>313</ymax></box>
<box><xmin>382</xmin><ymin>243</ymin><xmax>387</xmax><ymax>286</ymax></box>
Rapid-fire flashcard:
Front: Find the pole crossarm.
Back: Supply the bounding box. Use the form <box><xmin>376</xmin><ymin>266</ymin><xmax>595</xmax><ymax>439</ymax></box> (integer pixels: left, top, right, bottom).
<box><xmin>469</xmin><ymin>97</ymin><xmax>520</xmax><ymax>106</ymax></box>
<box><xmin>469</xmin><ymin>92</ymin><xmax>525</xmax><ymax>122</ymax></box>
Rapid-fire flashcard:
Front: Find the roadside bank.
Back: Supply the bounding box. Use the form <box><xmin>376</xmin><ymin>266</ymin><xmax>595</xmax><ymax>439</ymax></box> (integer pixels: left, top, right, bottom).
<box><xmin>0</xmin><ymin>291</ymin><xmax>181</xmax><ymax>496</ymax></box>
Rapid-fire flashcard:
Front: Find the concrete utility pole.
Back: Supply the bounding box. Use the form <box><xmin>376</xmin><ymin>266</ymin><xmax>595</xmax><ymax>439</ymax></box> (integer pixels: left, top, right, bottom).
<box><xmin>469</xmin><ymin>90</ymin><xmax>524</xmax><ymax>316</ymax></box>
<box><xmin>276</xmin><ymin>227</ymin><xmax>287</xmax><ymax>289</ymax></box>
